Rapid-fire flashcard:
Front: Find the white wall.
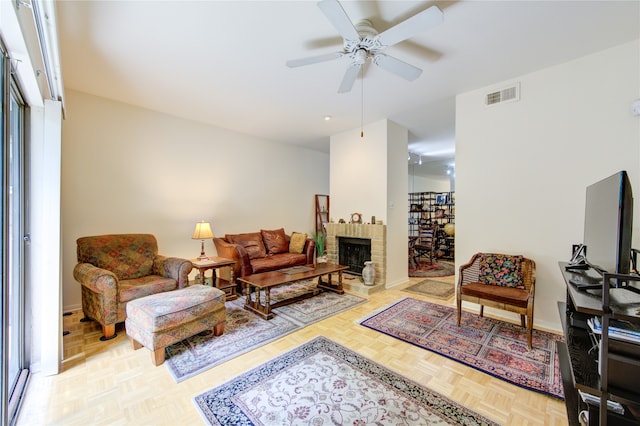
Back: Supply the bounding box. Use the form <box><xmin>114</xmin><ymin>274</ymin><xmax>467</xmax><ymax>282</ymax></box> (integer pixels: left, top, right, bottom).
<box><xmin>386</xmin><ymin>121</ymin><xmax>409</xmax><ymax>286</ymax></box>
<box><xmin>456</xmin><ymin>40</ymin><xmax>640</xmax><ymax>331</ymax></box>
<box><xmin>330</xmin><ymin>120</ymin><xmax>389</xmax><ymax>224</ymax></box>
<box><xmin>61</xmin><ymin>90</ymin><xmax>329</xmax><ymax>311</ymax></box>
<box><xmin>408</xmin><ymin>172</ymin><xmax>451</xmax><ymax>193</ymax></box>
<box><xmin>329</xmin><ymin>119</ymin><xmax>408</xmax><ymax>287</ymax></box>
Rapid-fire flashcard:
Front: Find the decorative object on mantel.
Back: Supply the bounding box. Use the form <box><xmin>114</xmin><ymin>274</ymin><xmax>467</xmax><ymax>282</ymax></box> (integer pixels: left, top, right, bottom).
<box><xmin>362</xmin><ymin>261</ymin><xmax>375</xmax><ymax>285</ymax></box>
<box><xmin>192</xmin><ymin>220</ymin><xmax>214</xmax><ymax>260</ymax></box>
<box><xmin>338</xmin><ymin>218</ymin><xmax>346</xmax><ymax>223</ymax></box>
<box><xmin>350</xmin><ymin>212</ymin><xmax>362</xmax><ymax>224</ymax></box>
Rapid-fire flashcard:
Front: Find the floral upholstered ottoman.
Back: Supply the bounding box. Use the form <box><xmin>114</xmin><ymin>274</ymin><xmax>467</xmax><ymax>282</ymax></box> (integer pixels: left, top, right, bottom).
<box><xmin>125</xmin><ymin>284</ymin><xmax>226</xmax><ymax>366</ymax></box>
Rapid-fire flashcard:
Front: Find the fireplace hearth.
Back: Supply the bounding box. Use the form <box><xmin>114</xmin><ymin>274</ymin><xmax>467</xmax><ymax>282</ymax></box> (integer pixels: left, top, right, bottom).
<box><xmin>339</xmin><ymin>237</ymin><xmax>371</xmax><ymax>275</ymax></box>
<box><xmin>325</xmin><ymin>223</ymin><xmax>386</xmax><ymax>287</ymax></box>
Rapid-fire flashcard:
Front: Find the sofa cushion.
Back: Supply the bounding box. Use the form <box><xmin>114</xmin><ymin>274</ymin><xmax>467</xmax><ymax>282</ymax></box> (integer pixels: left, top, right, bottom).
<box><xmin>226</xmin><ymin>232</ymin><xmax>267</xmax><ymax>260</ymax></box>
<box><xmin>251</xmin><ymin>253</ymin><xmax>308</xmax><ymax>274</ymax></box>
<box><xmin>478</xmin><ymin>253</ymin><xmax>524</xmax><ymax>288</ymax></box>
<box><xmin>460</xmin><ymin>282</ymin><xmax>529</xmax><ymax>308</ymax></box>
<box><xmin>119</xmin><ymin>275</ymin><xmax>178</xmax><ymax>303</ymax></box>
<box><xmin>261</xmin><ymin>228</ymin><xmax>288</xmax><ymax>254</ymax></box>
<box><xmin>289</xmin><ymin>232</ymin><xmax>307</xmax><ymax>254</ymax></box>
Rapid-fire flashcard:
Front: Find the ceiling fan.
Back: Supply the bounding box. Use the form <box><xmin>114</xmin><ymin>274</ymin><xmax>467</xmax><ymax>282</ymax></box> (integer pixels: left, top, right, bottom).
<box><xmin>286</xmin><ymin>0</ymin><xmax>444</xmax><ymax>93</ymax></box>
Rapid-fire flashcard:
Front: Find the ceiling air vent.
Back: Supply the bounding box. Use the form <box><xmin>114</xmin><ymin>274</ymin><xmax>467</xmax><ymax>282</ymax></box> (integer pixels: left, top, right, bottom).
<box><xmin>485</xmin><ymin>83</ymin><xmax>520</xmax><ymax>107</ymax></box>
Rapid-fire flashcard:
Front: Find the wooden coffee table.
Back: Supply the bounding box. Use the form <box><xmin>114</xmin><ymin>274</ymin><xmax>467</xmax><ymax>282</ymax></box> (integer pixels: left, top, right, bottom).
<box><xmin>239</xmin><ymin>263</ymin><xmax>348</xmax><ymax>320</ymax></box>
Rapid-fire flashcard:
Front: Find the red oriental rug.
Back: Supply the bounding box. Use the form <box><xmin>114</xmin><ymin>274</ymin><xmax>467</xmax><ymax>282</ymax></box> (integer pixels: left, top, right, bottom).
<box><xmin>360</xmin><ymin>298</ymin><xmax>564</xmax><ymax>399</ymax></box>
<box><xmin>409</xmin><ymin>260</ymin><xmax>455</xmax><ymax>277</ymax></box>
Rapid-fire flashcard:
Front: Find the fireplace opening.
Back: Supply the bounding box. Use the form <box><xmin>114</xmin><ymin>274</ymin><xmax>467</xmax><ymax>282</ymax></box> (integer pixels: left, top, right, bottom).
<box><xmin>339</xmin><ymin>237</ymin><xmax>371</xmax><ymax>275</ymax></box>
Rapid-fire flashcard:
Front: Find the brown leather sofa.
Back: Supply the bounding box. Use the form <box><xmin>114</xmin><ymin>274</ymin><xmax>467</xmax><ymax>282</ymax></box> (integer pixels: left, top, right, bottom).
<box><xmin>213</xmin><ymin>228</ymin><xmax>315</xmax><ymax>292</ymax></box>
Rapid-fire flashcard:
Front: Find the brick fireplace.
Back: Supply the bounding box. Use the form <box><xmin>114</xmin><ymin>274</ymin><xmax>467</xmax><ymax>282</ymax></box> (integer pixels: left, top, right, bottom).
<box><xmin>325</xmin><ymin>223</ymin><xmax>386</xmax><ymax>291</ymax></box>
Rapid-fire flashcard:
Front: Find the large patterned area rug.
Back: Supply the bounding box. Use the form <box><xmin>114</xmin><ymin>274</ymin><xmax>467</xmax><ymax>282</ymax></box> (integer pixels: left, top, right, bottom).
<box><xmin>165</xmin><ymin>280</ymin><xmax>366</xmax><ymax>382</ymax></box>
<box><xmin>409</xmin><ymin>260</ymin><xmax>455</xmax><ymax>277</ymax></box>
<box><xmin>194</xmin><ymin>336</ymin><xmax>499</xmax><ymax>426</ymax></box>
<box><xmin>359</xmin><ymin>298</ymin><xmax>564</xmax><ymax>399</ymax></box>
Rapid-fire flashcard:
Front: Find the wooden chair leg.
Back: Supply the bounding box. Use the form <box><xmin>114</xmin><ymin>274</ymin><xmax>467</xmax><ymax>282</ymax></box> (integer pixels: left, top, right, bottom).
<box><xmin>479</xmin><ymin>305</ymin><xmax>484</xmax><ymax>317</ymax></box>
<box><xmin>456</xmin><ymin>298</ymin><xmax>462</xmax><ymax>326</ymax></box>
<box><xmin>213</xmin><ymin>321</ymin><xmax>225</xmax><ymax>336</ymax></box>
<box><xmin>101</xmin><ymin>323</ymin><xmax>117</xmax><ymax>341</ymax></box>
<box><xmin>520</xmin><ymin>314</ymin><xmax>526</xmax><ymax>328</ymax></box>
<box><xmin>152</xmin><ymin>348</ymin><xmax>165</xmax><ymax>366</ymax></box>
<box><xmin>527</xmin><ymin>313</ymin><xmax>534</xmax><ymax>349</ymax></box>
<box><xmin>129</xmin><ymin>337</ymin><xmax>143</xmax><ymax>350</ymax></box>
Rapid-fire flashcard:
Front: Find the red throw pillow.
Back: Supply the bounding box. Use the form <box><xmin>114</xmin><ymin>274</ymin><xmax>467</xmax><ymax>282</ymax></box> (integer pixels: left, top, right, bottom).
<box><xmin>226</xmin><ymin>232</ymin><xmax>266</xmax><ymax>260</ymax></box>
<box><xmin>261</xmin><ymin>228</ymin><xmax>288</xmax><ymax>254</ymax></box>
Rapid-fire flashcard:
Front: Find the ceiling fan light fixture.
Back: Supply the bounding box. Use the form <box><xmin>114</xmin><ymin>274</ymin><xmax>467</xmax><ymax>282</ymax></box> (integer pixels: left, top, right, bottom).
<box><xmin>352</xmin><ymin>48</ymin><xmax>368</xmax><ymax>65</ymax></box>
<box><xmin>286</xmin><ymin>0</ymin><xmax>444</xmax><ymax>94</ymax></box>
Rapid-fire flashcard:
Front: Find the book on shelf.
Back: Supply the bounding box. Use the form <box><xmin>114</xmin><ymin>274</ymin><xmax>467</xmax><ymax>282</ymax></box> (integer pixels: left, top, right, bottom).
<box><xmin>587</xmin><ymin>316</ymin><xmax>640</xmax><ymax>344</ymax></box>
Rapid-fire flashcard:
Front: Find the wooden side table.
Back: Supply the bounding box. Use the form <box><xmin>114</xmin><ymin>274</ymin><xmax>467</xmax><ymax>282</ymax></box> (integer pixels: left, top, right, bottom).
<box><xmin>190</xmin><ymin>257</ymin><xmax>237</xmax><ymax>301</ymax></box>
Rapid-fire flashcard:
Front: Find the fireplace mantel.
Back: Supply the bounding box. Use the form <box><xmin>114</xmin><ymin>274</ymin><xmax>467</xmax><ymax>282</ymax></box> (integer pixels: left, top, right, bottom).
<box><xmin>325</xmin><ymin>223</ymin><xmax>386</xmax><ymax>287</ymax></box>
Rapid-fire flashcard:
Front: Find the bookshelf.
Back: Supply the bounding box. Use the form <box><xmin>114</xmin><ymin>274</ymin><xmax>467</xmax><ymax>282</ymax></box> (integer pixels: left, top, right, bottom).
<box><xmin>408</xmin><ymin>191</ymin><xmax>454</xmax><ymax>259</ymax></box>
<box><xmin>315</xmin><ymin>194</ymin><xmax>329</xmax><ymax>242</ymax></box>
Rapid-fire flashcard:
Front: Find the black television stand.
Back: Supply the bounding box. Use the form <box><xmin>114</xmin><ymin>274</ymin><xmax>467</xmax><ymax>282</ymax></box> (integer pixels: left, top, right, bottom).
<box><xmin>557</xmin><ymin>262</ymin><xmax>640</xmax><ymax>426</ymax></box>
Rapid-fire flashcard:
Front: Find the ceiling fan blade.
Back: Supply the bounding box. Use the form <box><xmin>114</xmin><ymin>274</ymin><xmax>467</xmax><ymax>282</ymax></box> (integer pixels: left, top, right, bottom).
<box><xmin>286</xmin><ymin>52</ymin><xmax>344</xmax><ymax>68</ymax></box>
<box><xmin>338</xmin><ymin>63</ymin><xmax>361</xmax><ymax>93</ymax></box>
<box><xmin>318</xmin><ymin>0</ymin><xmax>360</xmax><ymax>43</ymax></box>
<box><xmin>375</xmin><ymin>6</ymin><xmax>443</xmax><ymax>47</ymax></box>
<box><xmin>373</xmin><ymin>53</ymin><xmax>422</xmax><ymax>81</ymax></box>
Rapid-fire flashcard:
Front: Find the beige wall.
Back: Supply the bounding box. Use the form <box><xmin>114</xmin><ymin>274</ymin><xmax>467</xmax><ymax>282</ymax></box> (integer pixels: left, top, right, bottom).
<box><xmin>408</xmin><ymin>173</ymin><xmax>451</xmax><ymax>193</ymax></box>
<box><xmin>329</xmin><ymin>119</ymin><xmax>409</xmax><ymax>287</ymax></box>
<box><xmin>61</xmin><ymin>90</ymin><xmax>329</xmax><ymax>311</ymax></box>
<box><xmin>455</xmin><ymin>40</ymin><xmax>640</xmax><ymax>331</ymax></box>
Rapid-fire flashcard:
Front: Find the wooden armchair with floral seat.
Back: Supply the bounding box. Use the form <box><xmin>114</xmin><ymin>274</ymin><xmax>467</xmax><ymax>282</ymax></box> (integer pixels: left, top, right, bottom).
<box><xmin>73</xmin><ymin>234</ymin><xmax>192</xmax><ymax>340</ymax></box>
<box><xmin>456</xmin><ymin>252</ymin><xmax>536</xmax><ymax>348</ymax></box>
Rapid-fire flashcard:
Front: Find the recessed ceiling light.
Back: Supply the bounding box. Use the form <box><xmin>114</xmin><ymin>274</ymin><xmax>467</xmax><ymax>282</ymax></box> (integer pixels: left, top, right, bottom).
<box><xmin>324</xmin><ymin>115</ymin><xmax>332</xmax><ymax>121</ymax></box>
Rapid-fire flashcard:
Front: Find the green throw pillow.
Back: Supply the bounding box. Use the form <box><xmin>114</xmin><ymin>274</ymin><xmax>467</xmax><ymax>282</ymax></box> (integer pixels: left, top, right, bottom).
<box><xmin>289</xmin><ymin>232</ymin><xmax>307</xmax><ymax>254</ymax></box>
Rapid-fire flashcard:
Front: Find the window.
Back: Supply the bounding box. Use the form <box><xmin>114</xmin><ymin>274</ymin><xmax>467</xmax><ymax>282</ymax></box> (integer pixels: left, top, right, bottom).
<box><xmin>1</xmin><ymin>44</ymin><xmax>29</xmax><ymax>426</ymax></box>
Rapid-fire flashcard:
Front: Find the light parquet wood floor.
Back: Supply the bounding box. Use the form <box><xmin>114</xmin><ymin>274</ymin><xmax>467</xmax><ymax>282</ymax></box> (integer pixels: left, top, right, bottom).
<box><xmin>17</xmin><ymin>276</ymin><xmax>569</xmax><ymax>425</ymax></box>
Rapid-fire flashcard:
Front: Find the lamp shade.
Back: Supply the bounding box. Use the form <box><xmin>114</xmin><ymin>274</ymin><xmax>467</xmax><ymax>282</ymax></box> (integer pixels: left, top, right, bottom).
<box><xmin>192</xmin><ymin>221</ymin><xmax>214</xmax><ymax>240</ymax></box>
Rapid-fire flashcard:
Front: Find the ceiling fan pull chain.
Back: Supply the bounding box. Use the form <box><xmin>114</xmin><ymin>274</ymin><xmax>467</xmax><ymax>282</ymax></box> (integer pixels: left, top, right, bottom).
<box><xmin>360</xmin><ymin>65</ymin><xmax>364</xmax><ymax>138</ymax></box>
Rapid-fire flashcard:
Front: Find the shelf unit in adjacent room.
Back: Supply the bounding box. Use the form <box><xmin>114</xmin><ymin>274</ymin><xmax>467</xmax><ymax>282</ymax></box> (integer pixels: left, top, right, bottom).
<box><xmin>315</xmin><ymin>194</ymin><xmax>329</xmax><ymax>241</ymax></box>
<box><xmin>408</xmin><ymin>191</ymin><xmax>455</xmax><ymax>259</ymax></box>
<box><xmin>558</xmin><ymin>262</ymin><xmax>640</xmax><ymax>426</ymax></box>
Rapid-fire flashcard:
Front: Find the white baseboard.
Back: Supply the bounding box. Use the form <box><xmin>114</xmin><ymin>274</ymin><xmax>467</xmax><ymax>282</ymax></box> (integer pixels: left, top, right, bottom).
<box><xmin>385</xmin><ymin>277</ymin><xmax>410</xmax><ymax>289</ymax></box>
<box><xmin>63</xmin><ymin>304</ymin><xmax>81</xmax><ymax>314</ymax></box>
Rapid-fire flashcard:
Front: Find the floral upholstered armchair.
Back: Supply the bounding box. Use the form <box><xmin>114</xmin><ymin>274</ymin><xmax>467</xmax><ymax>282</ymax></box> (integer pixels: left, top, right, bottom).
<box><xmin>73</xmin><ymin>234</ymin><xmax>192</xmax><ymax>340</ymax></box>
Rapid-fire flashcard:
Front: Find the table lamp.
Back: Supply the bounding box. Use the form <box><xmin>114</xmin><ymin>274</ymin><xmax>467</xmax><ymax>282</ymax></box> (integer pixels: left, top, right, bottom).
<box><xmin>192</xmin><ymin>221</ymin><xmax>214</xmax><ymax>260</ymax></box>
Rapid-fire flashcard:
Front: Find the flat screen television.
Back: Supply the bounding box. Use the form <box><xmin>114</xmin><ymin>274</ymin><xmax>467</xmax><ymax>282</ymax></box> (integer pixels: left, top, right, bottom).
<box><xmin>583</xmin><ymin>170</ymin><xmax>634</xmax><ymax>275</ymax></box>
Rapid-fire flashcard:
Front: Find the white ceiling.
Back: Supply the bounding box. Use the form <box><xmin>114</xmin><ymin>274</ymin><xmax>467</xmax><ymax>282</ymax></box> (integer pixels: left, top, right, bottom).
<box><xmin>56</xmin><ymin>1</ymin><xmax>639</xmax><ymax>178</ymax></box>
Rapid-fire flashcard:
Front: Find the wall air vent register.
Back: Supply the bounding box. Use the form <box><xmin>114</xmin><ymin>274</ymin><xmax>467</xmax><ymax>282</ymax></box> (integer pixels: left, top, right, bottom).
<box><xmin>485</xmin><ymin>82</ymin><xmax>520</xmax><ymax>106</ymax></box>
